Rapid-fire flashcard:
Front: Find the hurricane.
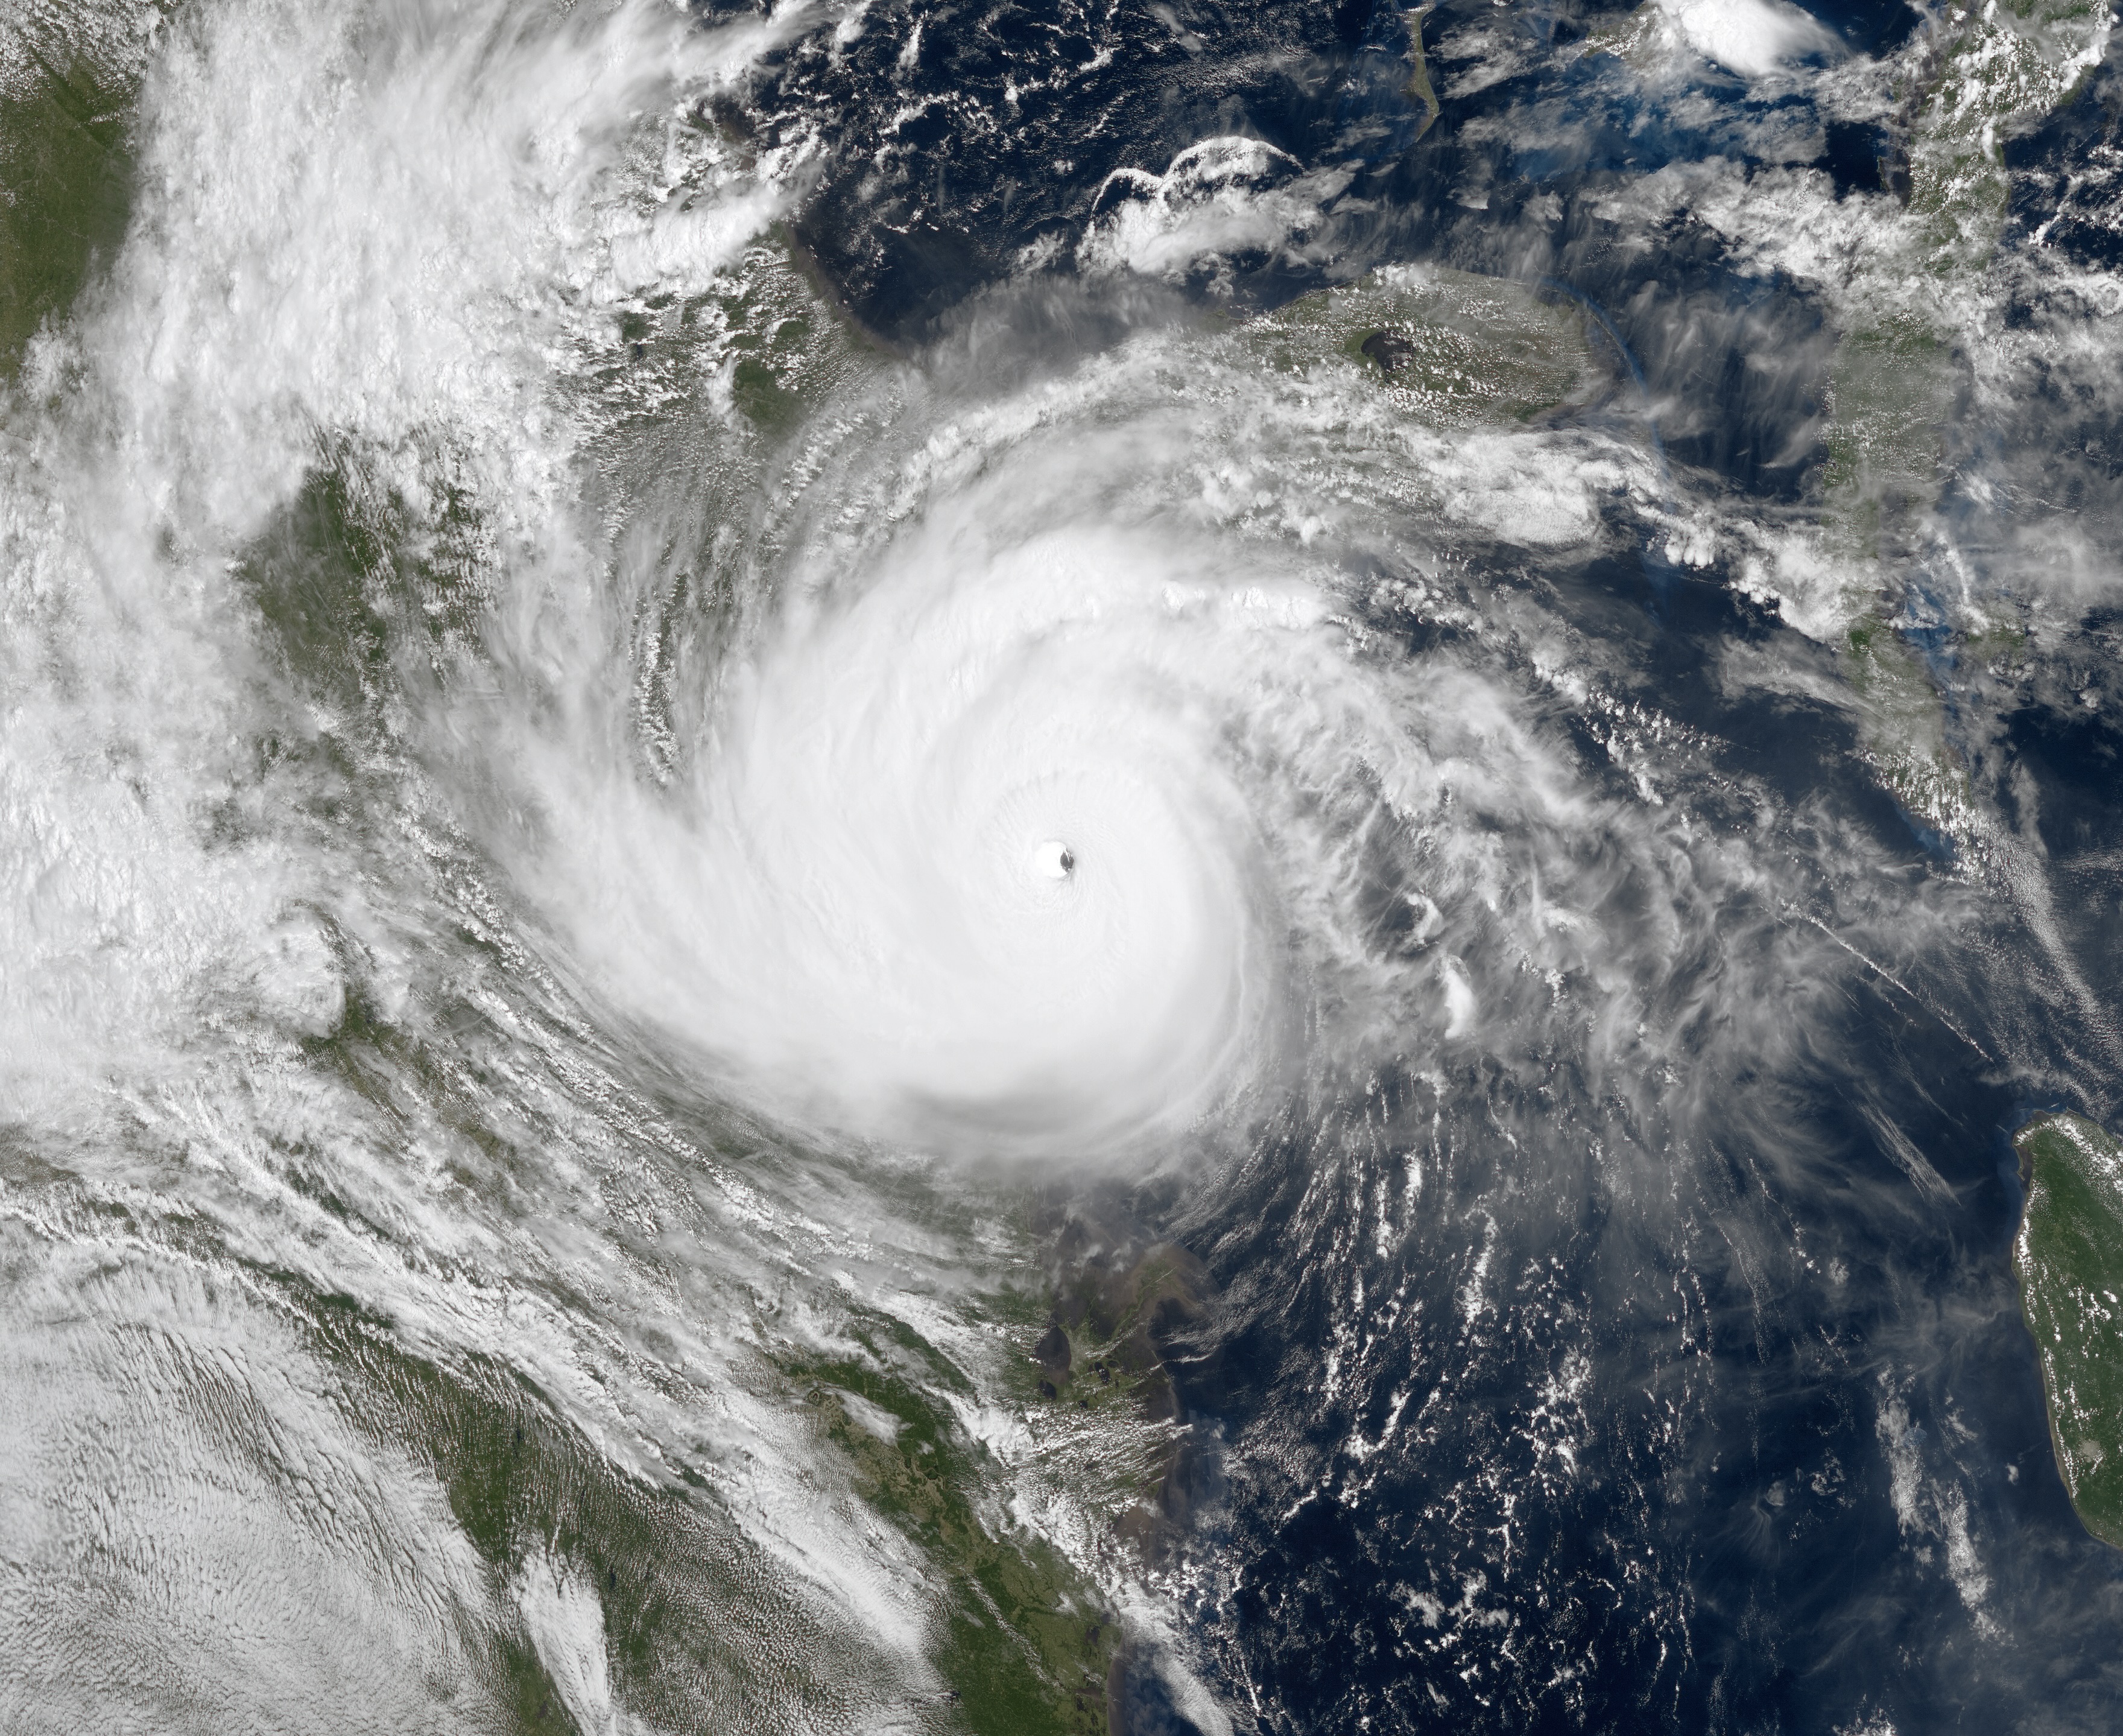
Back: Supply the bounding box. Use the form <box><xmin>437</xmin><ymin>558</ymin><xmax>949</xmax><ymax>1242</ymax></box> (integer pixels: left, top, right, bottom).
<box><xmin>536</xmin><ymin>492</ymin><xmax>1309</xmax><ymax>1157</ymax></box>
<box><xmin>5</xmin><ymin>0</ymin><xmax>2123</xmax><ymax>1729</ymax></box>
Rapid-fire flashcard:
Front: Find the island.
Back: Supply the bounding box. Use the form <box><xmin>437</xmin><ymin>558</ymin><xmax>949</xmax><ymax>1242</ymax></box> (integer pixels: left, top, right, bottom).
<box><xmin>2014</xmin><ymin>1113</ymin><xmax>2123</xmax><ymax>1548</ymax></box>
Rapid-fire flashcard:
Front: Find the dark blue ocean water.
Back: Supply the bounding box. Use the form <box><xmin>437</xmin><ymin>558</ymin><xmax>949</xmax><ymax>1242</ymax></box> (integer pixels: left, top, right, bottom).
<box><xmin>710</xmin><ymin>2</ymin><xmax>2123</xmax><ymax>1728</ymax></box>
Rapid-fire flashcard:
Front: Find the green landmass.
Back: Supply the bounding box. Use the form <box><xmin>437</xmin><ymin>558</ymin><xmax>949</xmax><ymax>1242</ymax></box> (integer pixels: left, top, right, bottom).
<box><xmin>792</xmin><ymin>1335</ymin><xmax>1117</xmax><ymax>1736</ymax></box>
<box><xmin>2014</xmin><ymin>1113</ymin><xmax>2123</xmax><ymax>1548</ymax></box>
<box><xmin>0</xmin><ymin>46</ymin><xmax>135</xmax><ymax>376</ymax></box>
<box><xmin>1402</xmin><ymin>4</ymin><xmax>1441</xmax><ymax>144</ymax></box>
<box><xmin>600</xmin><ymin>221</ymin><xmax>889</xmax><ymax>441</ymax></box>
<box><xmin>237</xmin><ymin>438</ymin><xmax>496</xmax><ymax>709</ymax></box>
<box><xmin>1247</xmin><ymin>263</ymin><xmax>1602</xmax><ymax>426</ymax></box>
<box><xmin>199</xmin><ymin>1277</ymin><xmax>885</xmax><ymax>1735</ymax></box>
<box><xmin>283</xmin><ymin>1270</ymin><xmax>1124</xmax><ymax>1734</ymax></box>
<box><xmin>1841</xmin><ymin>613</ymin><xmax>1973</xmax><ymax>834</ymax></box>
<box><xmin>1805</xmin><ymin>0</ymin><xmax>2106</xmax><ymax>833</ymax></box>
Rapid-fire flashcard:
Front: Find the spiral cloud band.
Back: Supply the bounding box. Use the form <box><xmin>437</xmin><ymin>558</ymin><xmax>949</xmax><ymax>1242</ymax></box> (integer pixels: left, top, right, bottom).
<box><xmin>546</xmin><ymin>502</ymin><xmax>1334</xmax><ymax>1156</ymax></box>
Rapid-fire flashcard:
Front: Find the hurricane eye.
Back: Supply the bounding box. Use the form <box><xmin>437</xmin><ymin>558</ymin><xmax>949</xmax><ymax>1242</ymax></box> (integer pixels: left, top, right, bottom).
<box><xmin>1034</xmin><ymin>840</ymin><xmax>1075</xmax><ymax>880</ymax></box>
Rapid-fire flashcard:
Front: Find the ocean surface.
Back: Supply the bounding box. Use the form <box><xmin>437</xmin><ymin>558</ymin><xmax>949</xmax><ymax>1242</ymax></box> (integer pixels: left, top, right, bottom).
<box><xmin>3</xmin><ymin>0</ymin><xmax>2122</xmax><ymax>1730</ymax></box>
